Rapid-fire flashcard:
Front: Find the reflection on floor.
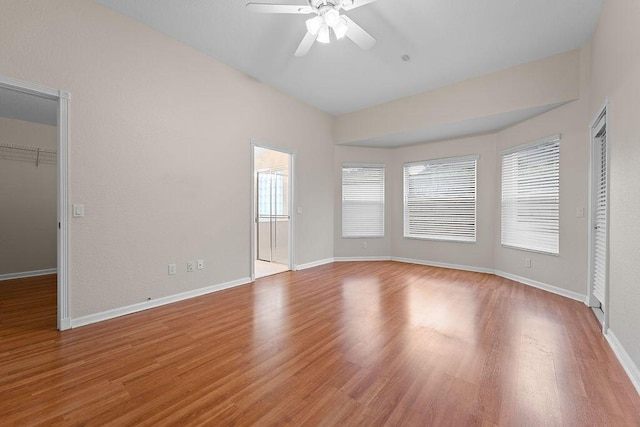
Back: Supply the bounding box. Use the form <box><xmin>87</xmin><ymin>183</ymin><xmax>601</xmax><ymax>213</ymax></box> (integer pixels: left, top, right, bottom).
<box><xmin>3</xmin><ymin>264</ymin><xmax>640</xmax><ymax>424</ymax></box>
<box><xmin>255</xmin><ymin>260</ymin><xmax>288</xmax><ymax>278</ymax></box>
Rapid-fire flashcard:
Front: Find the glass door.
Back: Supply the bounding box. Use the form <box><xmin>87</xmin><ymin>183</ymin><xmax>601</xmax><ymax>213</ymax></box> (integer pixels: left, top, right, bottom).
<box><xmin>253</xmin><ymin>145</ymin><xmax>291</xmax><ymax>279</ymax></box>
<box><xmin>256</xmin><ymin>169</ymin><xmax>289</xmax><ymax>264</ymax></box>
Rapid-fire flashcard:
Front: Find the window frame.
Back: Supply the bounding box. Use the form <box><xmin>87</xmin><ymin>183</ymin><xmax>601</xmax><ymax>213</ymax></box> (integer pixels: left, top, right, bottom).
<box><xmin>341</xmin><ymin>163</ymin><xmax>385</xmax><ymax>239</ymax></box>
<box><xmin>500</xmin><ymin>134</ymin><xmax>560</xmax><ymax>255</ymax></box>
<box><xmin>403</xmin><ymin>154</ymin><xmax>478</xmax><ymax>243</ymax></box>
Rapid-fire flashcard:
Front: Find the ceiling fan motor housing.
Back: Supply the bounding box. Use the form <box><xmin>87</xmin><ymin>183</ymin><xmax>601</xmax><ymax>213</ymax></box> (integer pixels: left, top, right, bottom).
<box><xmin>308</xmin><ymin>0</ymin><xmax>349</xmax><ymax>12</ymax></box>
<box><xmin>247</xmin><ymin>0</ymin><xmax>376</xmax><ymax>56</ymax></box>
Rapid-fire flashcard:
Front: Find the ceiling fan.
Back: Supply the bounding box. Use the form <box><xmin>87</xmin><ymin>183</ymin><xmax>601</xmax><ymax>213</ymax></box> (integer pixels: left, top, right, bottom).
<box><xmin>246</xmin><ymin>0</ymin><xmax>378</xmax><ymax>56</ymax></box>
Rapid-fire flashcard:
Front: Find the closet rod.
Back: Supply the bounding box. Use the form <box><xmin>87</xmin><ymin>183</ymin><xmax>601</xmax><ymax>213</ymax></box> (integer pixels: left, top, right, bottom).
<box><xmin>0</xmin><ymin>143</ymin><xmax>57</xmax><ymax>166</ymax></box>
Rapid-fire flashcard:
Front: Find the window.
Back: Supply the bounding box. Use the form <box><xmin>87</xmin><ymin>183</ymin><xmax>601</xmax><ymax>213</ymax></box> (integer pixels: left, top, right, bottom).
<box><xmin>342</xmin><ymin>164</ymin><xmax>385</xmax><ymax>238</ymax></box>
<box><xmin>403</xmin><ymin>155</ymin><xmax>478</xmax><ymax>242</ymax></box>
<box><xmin>257</xmin><ymin>170</ymin><xmax>287</xmax><ymax>221</ymax></box>
<box><xmin>501</xmin><ymin>135</ymin><xmax>560</xmax><ymax>254</ymax></box>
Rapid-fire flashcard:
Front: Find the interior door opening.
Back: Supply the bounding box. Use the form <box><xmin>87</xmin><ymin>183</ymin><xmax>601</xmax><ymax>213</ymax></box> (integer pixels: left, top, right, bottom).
<box><xmin>253</xmin><ymin>145</ymin><xmax>292</xmax><ymax>279</ymax></box>
<box><xmin>0</xmin><ymin>86</ymin><xmax>59</xmax><ymax>329</ymax></box>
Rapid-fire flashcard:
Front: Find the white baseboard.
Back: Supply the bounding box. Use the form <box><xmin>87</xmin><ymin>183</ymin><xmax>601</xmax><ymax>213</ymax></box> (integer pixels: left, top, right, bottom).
<box><xmin>70</xmin><ymin>277</ymin><xmax>252</xmax><ymax>328</ymax></box>
<box><xmin>391</xmin><ymin>257</ymin><xmax>494</xmax><ymax>274</ymax></box>
<box><xmin>494</xmin><ymin>270</ymin><xmax>586</xmax><ymax>302</ymax></box>
<box><xmin>0</xmin><ymin>268</ymin><xmax>57</xmax><ymax>281</ymax></box>
<box><xmin>334</xmin><ymin>256</ymin><xmax>392</xmax><ymax>262</ymax></box>
<box><xmin>390</xmin><ymin>259</ymin><xmax>586</xmax><ymax>303</ymax></box>
<box><xmin>294</xmin><ymin>258</ymin><xmax>334</xmax><ymax>271</ymax></box>
<box><xmin>58</xmin><ymin>317</ymin><xmax>72</xmax><ymax>331</ymax></box>
<box><xmin>605</xmin><ymin>329</ymin><xmax>640</xmax><ymax>396</ymax></box>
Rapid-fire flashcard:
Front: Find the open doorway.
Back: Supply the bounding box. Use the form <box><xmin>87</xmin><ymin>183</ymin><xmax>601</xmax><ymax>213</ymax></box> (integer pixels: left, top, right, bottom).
<box><xmin>0</xmin><ymin>75</ymin><xmax>70</xmax><ymax>330</ymax></box>
<box><xmin>252</xmin><ymin>145</ymin><xmax>293</xmax><ymax>279</ymax></box>
<box><xmin>0</xmin><ymin>87</ymin><xmax>58</xmax><ymax>329</ymax></box>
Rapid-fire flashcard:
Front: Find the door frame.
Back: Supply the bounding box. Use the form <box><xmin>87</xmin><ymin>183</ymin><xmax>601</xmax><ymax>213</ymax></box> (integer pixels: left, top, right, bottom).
<box><xmin>250</xmin><ymin>140</ymin><xmax>295</xmax><ymax>281</ymax></box>
<box><xmin>587</xmin><ymin>99</ymin><xmax>610</xmax><ymax>332</ymax></box>
<box><xmin>0</xmin><ymin>75</ymin><xmax>71</xmax><ymax>330</ymax></box>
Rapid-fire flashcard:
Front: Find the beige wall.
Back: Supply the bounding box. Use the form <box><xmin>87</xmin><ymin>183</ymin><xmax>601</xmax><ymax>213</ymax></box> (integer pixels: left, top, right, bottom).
<box><xmin>589</xmin><ymin>0</ymin><xmax>640</xmax><ymax>371</ymax></box>
<box><xmin>0</xmin><ymin>0</ymin><xmax>334</xmax><ymax>318</ymax></box>
<box><xmin>335</xmin><ymin>49</ymin><xmax>581</xmax><ymax>145</ymax></box>
<box><xmin>255</xmin><ymin>147</ymin><xmax>289</xmax><ymax>171</ymax></box>
<box><xmin>0</xmin><ymin>117</ymin><xmax>57</xmax><ymax>275</ymax></box>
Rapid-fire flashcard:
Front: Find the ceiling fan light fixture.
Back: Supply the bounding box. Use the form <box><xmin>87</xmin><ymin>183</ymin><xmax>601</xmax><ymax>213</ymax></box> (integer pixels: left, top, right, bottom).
<box><xmin>333</xmin><ymin>17</ymin><xmax>348</xmax><ymax>39</ymax></box>
<box><xmin>305</xmin><ymin>15</ymin><xmax>323</xmax><ymax>35</ymax></box>
<box><xmin>317</xmin><ymin>24</ymin><xmax>331</xmax><ymax>43</ymax></box>
<box><xmin>246</xmin><ymin>0</ymin><xmax>378</xmax><ymax>56</ymax></box>
<box><xmin>324</xmin><ymin>8</ymin><xmax>340</xmax><ymax>28</ymax></box>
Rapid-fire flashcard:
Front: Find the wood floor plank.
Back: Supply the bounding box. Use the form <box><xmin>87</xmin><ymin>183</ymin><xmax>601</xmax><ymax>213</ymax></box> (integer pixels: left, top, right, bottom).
<box><xmin>1</xmin><ymin>264</ymin><xmax>639</xmax><ymax>425</ymax></box>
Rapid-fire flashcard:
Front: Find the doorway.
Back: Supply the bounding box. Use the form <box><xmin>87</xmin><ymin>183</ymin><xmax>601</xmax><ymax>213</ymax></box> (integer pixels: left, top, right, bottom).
<box><xmin>588</xmin><ymin>103</ymin><xmax>609</xmax><ymax>331</ymax></box>
<box><xmin>0</xmin><ymin>75</ymin><xmax>70</xmax><ymax>330</ymax></box>
<box><xmin>252</xmin><ymin>145</ymin><xmax>293</xmax><ymax>279</ymax></box>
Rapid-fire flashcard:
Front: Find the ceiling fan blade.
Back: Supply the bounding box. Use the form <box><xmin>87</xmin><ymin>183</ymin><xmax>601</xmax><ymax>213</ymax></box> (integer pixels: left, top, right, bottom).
<box><xmin>294</xmin><ymin>31</ymin><xmax>317</xmax><ymax>56</ymax></box>
<box><xmin>246</xmin><ymin>2</ymin><xmax>313</xmax><ymax>14</ymax></box>
<box><xmin>343</xmin><ymin>16</ymin><xmax>376</xmax><ymax>50</ymax></box>
<box><xmin>342</xmin><ymin>0</ymin><xmax>378</xmax><ymax>11</ymax></box>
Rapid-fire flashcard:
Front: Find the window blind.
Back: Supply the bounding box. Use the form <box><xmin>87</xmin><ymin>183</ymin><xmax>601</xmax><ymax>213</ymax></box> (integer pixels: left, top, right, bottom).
<box><xmin>403</xmin><ymin>155</ymin><xmax>478</xmax><ymax>242</ymax></box>
<box><xmin>342</xmin><ymin>164</ymin><xmax>385</xmax><ymax>238</ymax></box>
<box><xmin>501</xmin><ymin>135</ymin><xmax>560</xmax><ymax>254</ymax></box>
<box><xmin>592</xmin><ymin>123</ymin><xmax>607</xmax><ymax>304</ymax></box>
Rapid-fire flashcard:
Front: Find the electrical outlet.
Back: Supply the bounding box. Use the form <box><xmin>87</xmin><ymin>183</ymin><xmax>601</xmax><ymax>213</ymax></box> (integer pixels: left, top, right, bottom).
<box><xmin>362</xmin><ymin>241</ymin><xmax>368</xmax><ymax>249</ymax></box>
<box><xmin>525</xmin><ymin>258</ymin><xmax>532</xmax><ymax>268</ymax></box>
<box><xmin>187</xmin><ymin>261</ymin><xmax>194</xmax><ymax>272</ymax></box>
<box><xmin>168</xmin><ymin>264</ymin><xmax>177</xmax><ymax>275</ymax></box>
<box><xmin>197</xmin><ymin>259</ymin><xmax>204</xmax><ymax>270</ymax></box>
<box><xmin>576</xmin><ymin>207</ymin><xmax>585</xmax><ymax>218</ymax></box>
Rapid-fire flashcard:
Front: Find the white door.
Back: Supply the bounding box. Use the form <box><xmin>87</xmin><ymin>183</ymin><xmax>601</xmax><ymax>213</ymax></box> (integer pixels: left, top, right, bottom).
<box><xmin>590</xmin><ymin>109</ymin><xmax>608</xmax><ymax>326</ymax></box>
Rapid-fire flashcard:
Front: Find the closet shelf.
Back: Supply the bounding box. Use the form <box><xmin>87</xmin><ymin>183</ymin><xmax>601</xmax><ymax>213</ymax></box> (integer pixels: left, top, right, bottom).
<box><xmin>0</xmin><ymin>143</ymin><xmax>57</xmax><ymax>166</ymax></box>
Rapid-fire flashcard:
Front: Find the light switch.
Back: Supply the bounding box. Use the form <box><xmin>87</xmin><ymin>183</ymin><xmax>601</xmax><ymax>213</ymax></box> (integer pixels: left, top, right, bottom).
<box><xmin>73</xmin><ymin>204</ymin><xmax>84</xmax><ymax>218</ymax></box>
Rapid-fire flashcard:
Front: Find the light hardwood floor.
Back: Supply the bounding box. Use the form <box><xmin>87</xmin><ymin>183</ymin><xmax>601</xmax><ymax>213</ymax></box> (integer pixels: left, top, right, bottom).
<box><xmin>1</xmin><ymin>262</ymin><xmax>639</xmax><ymax>425</ymax></box>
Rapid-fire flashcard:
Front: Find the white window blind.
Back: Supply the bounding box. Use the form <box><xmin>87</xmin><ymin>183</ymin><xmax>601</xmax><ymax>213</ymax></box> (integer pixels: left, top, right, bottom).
<box><xmin>592</xmin><ymin>119</ymin><xmax>607</xmax><ymax>304</ymax></box>
<box><xmin>501</xmin><ymin>135</ymin><xmax>560</xmax><ymax>254</ymax></box>
<box><xmin>342</xmin><ymin>164</ymin><xmax>385</xmax><ymax>238</ymax></box>
<box><xmin>403</xmin><ymin>155</ymin><xmax>478</xmax><ymax>242</ymax></box>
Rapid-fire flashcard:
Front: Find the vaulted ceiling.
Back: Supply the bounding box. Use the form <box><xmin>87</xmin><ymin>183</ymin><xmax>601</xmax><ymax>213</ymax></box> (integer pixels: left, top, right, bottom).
<box><xmin>0</xmin><ymin>1</ymin><xmax>602</xmax><ymax>144</ymax></box>
<box><xmin>93</xmin><ymin>0</ymin><xmax>602</xmax><ymax>116</ymax></box>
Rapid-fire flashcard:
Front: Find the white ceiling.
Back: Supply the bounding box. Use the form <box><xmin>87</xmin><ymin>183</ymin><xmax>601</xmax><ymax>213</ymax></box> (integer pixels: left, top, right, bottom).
<box><xmin>0</xmin><ymin>87</ymin><xmax>58</xmax><ymax>126</ymax></box>
<box><xmin>93</xmin><ymin>0</ymin><xmax>602</xmax><ymax>116</ymax></box>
